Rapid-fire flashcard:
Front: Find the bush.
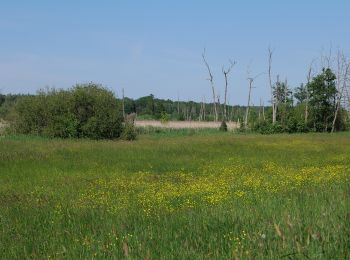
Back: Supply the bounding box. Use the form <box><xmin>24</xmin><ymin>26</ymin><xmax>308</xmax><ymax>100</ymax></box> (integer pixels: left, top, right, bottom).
<box><xmin>121</xmin><ymin>113</ymin><xmax>137</xmax><ymax>140</ymax></box>
<box><xmin>13</xmin><ymin>84</ymin><xmax>125</xmax><ymax>139</ymax></box>
<box><xmin>160</xmin><ymin>111</ymin><xmax>170</xmax><ymax>124</ymax></box>
<box><xmin>253</xmin><ymin>121</ymin><xmax>284</xmax><ymax>134</ymax></box>
<box><xmin>122</xmin><ymin>122</ymin><xmax>137</xmax><ymax>140</ymax></box>
<box><xmin>219</xmin><ymin>120</ymin><xmax>228</xmax><ymax>132</ymax></box>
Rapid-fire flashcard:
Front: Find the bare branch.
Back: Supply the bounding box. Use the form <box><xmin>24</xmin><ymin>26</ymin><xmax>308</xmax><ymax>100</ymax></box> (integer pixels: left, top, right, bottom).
<box><xmin>268</xmin><ymin>47</ymin><xmax>277</xmax><ymax>124</ymax></box>
<box><xmin>202</xmin><ymin>49</ymin><xmax>218</xmax><ymax>121</ymax></box>
<box><xmin>222</xmin><ymin>59</ymin><xmax>237</xmax><ymax>121</ymax></box>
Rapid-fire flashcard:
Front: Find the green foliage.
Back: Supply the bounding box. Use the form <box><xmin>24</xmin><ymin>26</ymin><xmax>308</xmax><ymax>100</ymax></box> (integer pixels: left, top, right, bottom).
<box><xmin>13</xmin><ymin>84</ymin><xmax>124</xmax><ymax>139</ymax></box>
<box><xmin>219</xmin><ymin>120</ymin><xmax>228</xmax><ymax>131</ymax></box>
<box><xmin>160</xmin><ymin>111</ymin><xmax>170</xmax><ymax>124</ymax></box>
<box><xmin>122</xmin><ymin>122</ymin><xmax>137</xmax><ymax>141</ymax></box>
<box><xmin>273</xmin><ymin>80</ymin><xmax>293</xmax><ymax>105</ymax></box>
<box><xmin>0</xmin><ymin>94</ymin><xmax>5</xmax><ymax>107</ymax></box>
<box><xmin>122</xmin><ymin>94</ymin><xmax>253</xmax><ymax>122</ymax></box>
<box><xmin>0</xmin><ymin>95</ymin><xmax>22</xmax><ymax>121</ymax></box>
<box><xmin>253</xmin><ymin>114</ymin><xmax>309</xmax><ymax>134</ymax></box>
<box><xmin>308</xmin><ymin>68</ymin><xmax>337</xmax><ymax>132</ymax></box>
<box><xmin>294</xmin><ymin>83</ymin><xmax>308</xmax><ymax>104</ymax></box>
<box><xmin>72</xmin><ymin>84</ymin><xmax>123</xmax><ymax>139</ymax></box>
<box><xmin>251</xmin><ymin>68</ymin><xmax>348</xmax><ymax>134</ymax></box>
<box><xmin>253</xmin><ymin>121</ymin><xmax>283</xmax><ymax>134</ymax></box>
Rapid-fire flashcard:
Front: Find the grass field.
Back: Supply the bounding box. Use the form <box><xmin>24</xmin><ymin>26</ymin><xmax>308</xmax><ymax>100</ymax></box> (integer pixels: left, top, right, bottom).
<box><xmin>0</xmin><ymin>132</ymin><xmax>350</xmax><ymax>258</ymax></box>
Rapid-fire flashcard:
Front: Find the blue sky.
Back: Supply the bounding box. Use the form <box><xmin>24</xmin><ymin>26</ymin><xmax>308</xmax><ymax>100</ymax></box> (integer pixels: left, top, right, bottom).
<box><xmin>0</xmin><ymin>1</ymin><xmax>349</xmax><ymax>105</ymax></box>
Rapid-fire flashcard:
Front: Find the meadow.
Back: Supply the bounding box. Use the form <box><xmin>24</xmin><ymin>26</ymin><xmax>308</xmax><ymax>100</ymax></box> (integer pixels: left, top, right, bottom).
<box><xmin>0</xmin><ymin>131</ymin><xmax>349</xmax><ymax>258</ymax></box>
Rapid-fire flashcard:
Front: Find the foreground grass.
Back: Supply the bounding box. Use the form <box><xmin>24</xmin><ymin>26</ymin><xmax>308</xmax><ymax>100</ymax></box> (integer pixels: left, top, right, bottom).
<box><xmin>0</xmin><ymin>132</ymin><xmax>349</xmax><ymax>258</ymax></box>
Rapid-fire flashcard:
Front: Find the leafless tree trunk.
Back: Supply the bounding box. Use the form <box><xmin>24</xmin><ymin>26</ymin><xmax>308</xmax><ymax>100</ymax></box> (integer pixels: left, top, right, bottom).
<box><xmin>347</xmin><ymin>92</ymin><xmax>350</xmax><ymax>117</ymax></box>
<box><xmin>262</xmin><ymin>100</ymin><xmax>265</xmax><ymax>121</ymax></box>
<box><xmin>177</xmin><ymin>93</ymin><xmax>180</xmax><ymax>115</ymax></box>
<box><xmin>217</xmin><ymin>95</ymin><xmax>221</xmax><ymax>120</ymax></box>
<box><xmin>244</xmin><ymin>78</ymin><xmax>253</xmax><ymax>129</ymax></box>
<box><xmin>122</xmin><ymin>88</ymin><xmax>125</xmax><ymax>119</ymax></box>
<box><xmin>259</xmin><ymin>98</ymin><xmax>264</xmax><ymax>122</ymax></box>
<box><xmin>222</xmin><ymin>60</ymin><xmax>236</xmax><ymax>121</ymax></box>
<box><xmin>284</xmin><ymin>78</ymin><xmax>288</xmax><ymax>104</ymax></box>
<box><xmin>230</xmin><ymin>105</ymin><xmax>234</xmax><ymax>122</ymax></box>
<box><xmin>331</xmin><ymin>51</ymin><xmax>350</xmax><ymax>132</ymax></box>
<box><xmin>268</xmin><ymin>47</ymin><xmax>277</xmax><ymax>124</ymax></box>
<box><xmin>305</xmin><ymin>62</ymin><xmax>314</xmax><ymax>125</ymax></box>
<box><xmin>199</xmin><ymin>97</ymin><xmax>206</xmax><ymax>121</ymax></box>
<box><xmin>202</xmin><ymin>96</ymin><xmax>206</xmax><ymax>121</ymax></box>
<box><xmin>245</xmin><ymin>65</ymin><xmax>264</xmax><ymax>128</ymax></box>
<box><xmin>202</xmin><ymin>49</ymin><xmax>218</xmax><ymax>121</ymax></box>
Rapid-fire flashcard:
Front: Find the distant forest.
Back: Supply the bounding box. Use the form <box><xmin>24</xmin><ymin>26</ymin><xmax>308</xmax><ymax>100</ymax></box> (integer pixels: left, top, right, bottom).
<box><xmin>123</xmin><ymin>94</ymin><xmax>258</xmax><ymax>122</ymax></box>
<box><xmin>0</xmin><ymin>93</ymin><xmax>256</xmax><ymax>123</ymax></box>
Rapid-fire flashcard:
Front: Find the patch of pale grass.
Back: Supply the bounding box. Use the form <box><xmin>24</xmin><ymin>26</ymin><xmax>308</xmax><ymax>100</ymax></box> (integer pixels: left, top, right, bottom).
<box><xmin>135</xmin><ymin>120</ymin><xmax>239</xmax><ymax>130</ymax></box>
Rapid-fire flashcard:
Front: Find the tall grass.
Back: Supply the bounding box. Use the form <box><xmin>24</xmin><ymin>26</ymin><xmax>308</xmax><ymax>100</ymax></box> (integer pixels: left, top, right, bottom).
<box><xmin>0</xmin><ymin>133</ymin><xmax>349</xmax><ymax>258</ymax></box>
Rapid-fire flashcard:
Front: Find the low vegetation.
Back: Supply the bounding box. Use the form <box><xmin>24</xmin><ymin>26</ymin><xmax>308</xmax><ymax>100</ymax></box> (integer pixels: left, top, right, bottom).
<box><xmin>0</xmin><ymin>132</ymin><xmax>349</xmax><ymax>258</ymax></box>
<box><xmin>7</xmin><ymin>84</ymin><xmax>129</xmax><ymax>140</ymax></box>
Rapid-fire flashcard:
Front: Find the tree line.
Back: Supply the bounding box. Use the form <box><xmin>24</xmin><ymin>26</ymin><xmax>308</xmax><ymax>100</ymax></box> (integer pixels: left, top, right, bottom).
<box><xmin>0</xmin><ymin>92</ymin><xmax>257</xmax><ymax>125</ymax></box>
<box><xmin>199</xmin><ymin>48</ymin><xmax>350</xmax><ymax>133</ymax></box>
<box><xmin>0</xmin><ymin>48</ymin><xmax>349</xmax><ymax>138</ymax></box>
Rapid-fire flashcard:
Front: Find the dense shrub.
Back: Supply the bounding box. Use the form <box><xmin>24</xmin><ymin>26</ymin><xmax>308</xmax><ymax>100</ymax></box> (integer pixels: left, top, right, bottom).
<box><xmin>0</xmin><ymin>95</ymin><xmax>24</xmax><ymax>122</ymax></box>
<box><xmin>160</xmin><ymin>111</ymin><xmax>170</xmax><ymax>124</ymax></box>
<box><xmin>219</xmin><ymin>120</ymin><xmax>228</xmax><ymax>131</ymax></box>
<box><xmin>253</xmin><ymin>121</ymin><xmax>283</xmax><ymax>134</ymax></box>
<box><xmin>122</xmin><ymin>122</ymin><xmax>137</xmax><ymax>141</ymax></box>
<box><xmin>13</xmin><ymin>84</ymin><xmax>124</xmax><ymax>139</ymax></box>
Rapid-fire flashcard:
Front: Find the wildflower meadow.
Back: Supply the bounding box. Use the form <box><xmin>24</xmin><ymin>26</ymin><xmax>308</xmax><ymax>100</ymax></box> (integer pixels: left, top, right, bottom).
<box><xmin>0</xmin><ymin>132</ymin><xmax>349</xmax><ymax>258</ymax></box>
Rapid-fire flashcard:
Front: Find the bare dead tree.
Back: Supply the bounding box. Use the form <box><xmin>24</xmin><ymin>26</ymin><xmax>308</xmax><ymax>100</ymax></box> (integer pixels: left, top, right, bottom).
<box><xmin>229</xmin><ymin>105</ymin><xmax>234</xmax><ymax>122</ymax></box>
<box><xmin>203</xmin><ymin>96</ymin><xmax>206</xmax><ymax>121</ymax></box>
<box><xmin>217</xmin><ymin>95</ymin><xmax>221</xmax><ymax>119</ymax></box>
<box><xmin>122</xmin><ymin>88</ymin><xmax>125</xmax><ymax>119</ymax></box>
<box><xmin>259</xmin><ymin>98</ymin><xmax>265</xmax><ymax>122</ymax></box>
<box><xmin>199</xmin><ymin>97</ymin><xmax>205</xmax><ymax>121</ymax></box>
<box><xmin>320</xmin><ymin>46</ymin><xmax>333</xmax><ymax>70</ymax></box>
<box><xmin>284</xmin><ymin>78</ymin><xmax>288</xmax><ymax>104</ymax></box>
<box><xmin>331</xmin><ymin>51</ymin><xmax>350</xmax><ymax>132</ymax></box>
<box><xmin>222</xmin><ymin>60</ymin><xmax>236</xmax><ymax>121</ymax></box>
<box><xmin>199</xmin><ymin>98</ymin><xmax>203</xmax><ymax>121</ymax></box>
<box><xmin>244</xmin><ymin>78</ymin><xmax>253</xmax><ymax>129</ymax></box>
<box><xmin>202</xmin><ymin>49</ymin><xmax>218</xmax><ymax>121</ymax></box>
<box><xmin>177</xmin><ymin>92</ymin><xmax>180</xmax><ymax>115</ymax></box>
<box><xmin>305</xmin><ymin>60</ymin><xmax>316</xmax><ymax>125</ymax></box>
<box><xmin>245</xmin><ymin>68</ymin><xmax>264</xmax><ymax>129</ymax></box>
<box><xmin>262</xmin><ymin>100</ymin><xmax>265</xmax><ymax>121</ymax></box>
<box><xmin>268</xmin><ymin>47</ymin><xmax>277</xmax><ymax>124</ymax></box>
<box><xmin>346</xmin><ymin>87</ymin><xmax>350</xmax><ymax>115</ymax></box>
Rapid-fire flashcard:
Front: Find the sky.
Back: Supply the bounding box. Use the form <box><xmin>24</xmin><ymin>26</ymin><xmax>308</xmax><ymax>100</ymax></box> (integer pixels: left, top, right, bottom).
<box><xmin>0</xmin><ymin>1</ymin><xmax>349</xmax><ymax>105</ymax></box>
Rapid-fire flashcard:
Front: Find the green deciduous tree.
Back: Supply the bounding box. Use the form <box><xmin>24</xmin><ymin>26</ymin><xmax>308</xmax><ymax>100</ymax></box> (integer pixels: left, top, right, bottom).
<box><xmin>308</xmin><ymin>68</ymin><xmax>337</xmax><ymax>132</ymax></box>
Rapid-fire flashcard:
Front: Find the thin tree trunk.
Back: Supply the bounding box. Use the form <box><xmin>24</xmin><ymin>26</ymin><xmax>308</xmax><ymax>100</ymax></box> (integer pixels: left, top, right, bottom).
<box><xmin>177</xmin><ymin>93</ymin><xmax>180</xmax><ymax>115</ymax></box>
<box><xmin>122</xmin><ymin>88</ymin><xmax>125</xmax><ymax>119</ymax></box>
<box><xmin>202</xmin><ymin>50</ymin><xmax>218</xmax><ymax>121</ymax></box>
<box><xmin>305</xmin><ymin>63</ymin><xmax>313</xmax><ymax>125</ymax></box>
<box><xmin>331</xmin><ymin>53</ymin><xmax>350</xmax><ymax>133</ymax></box>
<box><xmin>262</xmin><ymin>101</ymin><xmax>265</xmax><ymax>121</ymax></box>
<box><xmin>268</xmin><ymin>48</ymin><xmax>276</xmax><ymax>124</ymax></box>
<box><xmin>222</xmin><ymin>60</ymin><xmax>236</xmax><ymax>121</ymax></box>
<box><xmin>259</xmin><ymin>98</ymin><xmax>262</xmax><ymax>122</ymax></box>
<box><xmin>245</xmin><ymin>79</ymin><xmax>253</xmax><ymax>129</ymax></box>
